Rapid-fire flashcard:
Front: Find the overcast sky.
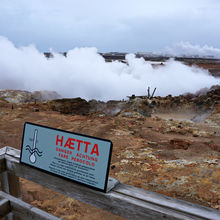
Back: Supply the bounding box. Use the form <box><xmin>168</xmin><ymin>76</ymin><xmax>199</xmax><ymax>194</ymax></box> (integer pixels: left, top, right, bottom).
<box><xmin>1</xmin><ymin>0</ymin><xmax>220</xmax><ymax>52</ymax></box>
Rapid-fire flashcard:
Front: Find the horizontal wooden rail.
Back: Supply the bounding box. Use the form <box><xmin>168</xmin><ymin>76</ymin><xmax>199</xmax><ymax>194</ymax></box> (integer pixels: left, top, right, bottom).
<box><xmin>0</xmin><ymin>146</ymin><xmax>220</xmax><ymax>220</ymax></box>
<box><xmin>0</xmin><ymin>191</ymin><xmax>59</xmax><ymax>220</ymax></box>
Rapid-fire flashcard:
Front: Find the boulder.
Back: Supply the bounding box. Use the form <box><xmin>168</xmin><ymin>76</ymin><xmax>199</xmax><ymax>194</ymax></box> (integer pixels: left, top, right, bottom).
<box><xmin>0</xmin><ymin>89</ymin><xmax>33</xmax><ymax>103</ymax></box>
<box><xmin>48</xmin><ymin>98</ymin><xmax>90</xmax><ymax>115</ymax></box>
<box><xmin>170</xmin><ymin>138</ymin><xmax>191</xmax><ymax>150</ymax></box>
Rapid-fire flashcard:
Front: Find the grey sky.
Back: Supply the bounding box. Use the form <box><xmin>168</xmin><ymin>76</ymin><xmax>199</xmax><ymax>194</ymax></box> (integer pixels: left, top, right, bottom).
<box><xmin>1</xmin><ymin>0</ymin><xmax>220</xmax><ymax>52</ymax></box>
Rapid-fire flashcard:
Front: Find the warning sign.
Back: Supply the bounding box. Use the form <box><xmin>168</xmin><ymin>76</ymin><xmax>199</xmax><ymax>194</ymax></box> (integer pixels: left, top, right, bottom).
<box><xmin>20</xmin><ymin>122</ymin><xmax>113</xmax><ymax>192</ymax></box>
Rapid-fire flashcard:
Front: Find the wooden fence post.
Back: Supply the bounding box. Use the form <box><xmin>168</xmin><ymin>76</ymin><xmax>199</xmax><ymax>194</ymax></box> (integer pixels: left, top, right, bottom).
<box><xmin>0</xmin><ymin>171</ymin><xmax>21</xmax><ymax>220</ymax></box>
<box><xmin>7</xmin><ymin>173</ymin><xmax>21</xmax><ymax>198</ymax></box>
<box><xmin>0</xmin><ymin>172</ymin><xmax>10</xmax><ymax>194</ymax></box>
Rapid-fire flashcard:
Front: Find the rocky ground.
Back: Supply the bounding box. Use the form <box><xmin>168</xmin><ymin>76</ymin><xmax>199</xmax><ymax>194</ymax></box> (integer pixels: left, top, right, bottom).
<box><xmin>0</xmin><ymin>86</ymin><xmax>220</xmax><ymax>219</ymax></box>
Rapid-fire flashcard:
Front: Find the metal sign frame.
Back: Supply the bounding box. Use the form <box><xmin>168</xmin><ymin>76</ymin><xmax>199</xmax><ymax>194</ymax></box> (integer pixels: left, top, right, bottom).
<box><xmin>20</xmin><ymin>122</ymin><xmax>113</xmax><ymax>192</ymax></box>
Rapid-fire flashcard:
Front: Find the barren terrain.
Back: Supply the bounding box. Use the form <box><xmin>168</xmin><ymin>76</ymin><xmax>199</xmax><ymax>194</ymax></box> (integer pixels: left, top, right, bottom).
<box><xmin>0</xmin><ymin>85</ymin><xmax>220</xmax><ymax>219</ymax></box>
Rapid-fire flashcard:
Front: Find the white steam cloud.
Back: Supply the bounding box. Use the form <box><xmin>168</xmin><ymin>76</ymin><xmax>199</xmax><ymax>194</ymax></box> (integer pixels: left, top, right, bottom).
<box><xmin>0</xmin><ymin>36</ymin><xmax>219</xmax><ymax>101</ymax></box>
<box><xmin>166</xmin><ymin>42</ymin><xmax>220</xmax><ymax>58</ymax></box>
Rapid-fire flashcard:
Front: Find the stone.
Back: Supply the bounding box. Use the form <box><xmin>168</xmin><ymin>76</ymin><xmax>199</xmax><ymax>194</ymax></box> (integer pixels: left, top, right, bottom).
<box><xmin>170</xmin><ymin>139</ymin><xmax>191</xmax><ymax>150</ymax></box>
<box><xmin>0</xmin><ymin>89</ymin><xmax>33</xmax><ymax>103</ymax></box>
<box><xmin>209</xmin><ymin>143</ymin><xmax>220</xmax><ymax>152</ymax></box>
<box><xmin>48</xmin><ymin>98</ymin><xmax>90</xmax><ymax>115</ymax></box>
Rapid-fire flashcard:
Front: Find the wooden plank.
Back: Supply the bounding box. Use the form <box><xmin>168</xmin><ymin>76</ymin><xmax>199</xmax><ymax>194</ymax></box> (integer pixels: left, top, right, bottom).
<box><xmin>0</xmin><ymin>158</ymin><xmax>6</xmax><ymax>173</ymax></box>
<box><xmin>0</xmin><ymin>147</ymin><xmax>20</xmax><ymax>196</ymax></box>
<box><xmin>7</xmin><ymin>173</ymin><xmax>21</xmax><ymax>198</ymax></box>
<box><xmin>3</xmin><ymin>148</ymin><xmax>220</xmax><ymax>220</ymax></box>
<box><xmin>1</xmin><ymin>148</ymin><xmax>23</xmax><ymax>220</ymax></box>
<box><xmin>0</xmin><ymin>147</ymin><xmax>7</xmax><ymax>157</ymax></box>
<box><xmin>5</xmin><ymin>147</ymin><xmax>20</xmax><ymax>159</ymax></box>
<box><xmin>0</xmin><ymin>171</ymin><xmax>10</xmax><ymax>194</ymax></box>
<box><xmin>0</xmin><ymin>198</ymin><xmax>11</xmax><ymax>217</ymax></box>
<box><xmin>0</xmin><ymin>147</ymin><xmax>6</xmax><ymax>174</ymax></box>
<box><xmin>0</xmin><ymin>172</ymin><xmax>17</xmax><ymax>220</ymax></box>
<box><xmin>114</xmin><ymin>184</ymin><xmax>220</xmax><ymax>219</ymax></box>
<box><xmin>0</xmin><ymin>191</ymin><xmax>60</xmax><ymax>220</ymax></box>
<box><xmin>0</xmin><ymin>172</ymin><xmax>20</xmax><ymax>197</ymax></box>
<box><xmin>5</xmin><ymin>154</ymin><xmax>188</xmax><ymax>219</ymax></box>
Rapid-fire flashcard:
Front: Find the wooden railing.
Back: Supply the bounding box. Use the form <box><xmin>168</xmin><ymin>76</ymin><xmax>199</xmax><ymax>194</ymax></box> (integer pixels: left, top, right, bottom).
<box><xmin>0</xmin><ymin>146</ymin><xmax>219</xmax><ymax>220</ymax></box>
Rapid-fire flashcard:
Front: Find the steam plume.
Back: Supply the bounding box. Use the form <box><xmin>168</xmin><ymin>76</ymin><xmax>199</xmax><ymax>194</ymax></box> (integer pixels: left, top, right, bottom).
<box><xmin>0</xmin><ymin>36</ymin><xmax>219</xmax><ymax>101</ymax></box>
<box><xmin>166</xmin><ymin>42</ymin><xmax>220</xmax><ymax>58</ymax></box>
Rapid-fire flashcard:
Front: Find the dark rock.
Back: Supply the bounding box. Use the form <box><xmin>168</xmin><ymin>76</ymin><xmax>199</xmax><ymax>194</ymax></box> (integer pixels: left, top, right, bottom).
<box><xmin>170</xmin><ymin>139</ymin><xmax>191</xmax><ymax>150</ymax></box>
<box><xmin>209</xmin><ymin>143</ymin><xmax>220</xmax><ymax>152</ymax></box>
<box><xmin>49</xmin><ymin>98</ymin><xmax>90</xmax><ymax>115</ymax></box>
<box><xmin>111</xmin><ymin>165</ymin><xmax>116</xmax><ymax>169</ymax></box>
